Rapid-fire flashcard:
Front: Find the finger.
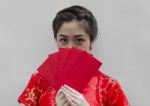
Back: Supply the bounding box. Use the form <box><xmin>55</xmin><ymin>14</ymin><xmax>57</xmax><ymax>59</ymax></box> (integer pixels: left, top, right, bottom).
<box><xmin>65</xmin><ymin>94</ymin><xmax>72</xmax><ymax>102</ymax></box>
<box><xmin>66</xmin><ymin>96</ymin><xmax>81</xmax><ymax>106</ymax></box>
<box><xmin>65</xmin><ymin>95</ymin><xmax>76</xmax><ymax>106</ymax></box>
<box><xmin>56</xmin><ymin>86</ymin><xmax>63</xmax><ymax>97</ymax></box>
<box><xmin>64</xmin><ymin>84</ymin><xmax>80</xmax><ymax>95</ymax></box>
<box><xmin>63</xmin><ymin>89</ymin><xmax>81</xmax><ymax>105</ymax></box>
<box><xmin>62</xmin><ymin>87</ymin><xmax>81</xmax><ymax>100</ymax></box>
<box><xmin>56</xmin><ymin>92</ymin><xmax>65</xmax><ymax>102</ymax></box>
<box><xmin>63</xmin><ymin>101</ymin><xmax>69</xmax><ymax>106</ymax></box>
<box><xmin>59</xmin><ymin>92</ymin><xmax>65</xmax><ymax>100</ymax></box>
<box><xmin>62</xmin><ymin>88</ymin><xmax>85</xmax><ymax>106</ymax></box>
<box><xmin>56</xmin><ymin>93</ymin><xmax>68</xmax><ymax>105</ymax></box>
<box><xmin>69</xmin><ymin>100</ymin><xmax>79</xmax><ymax>106</ymax></box>
<box><xmin>61</xmin><ymin>97</ymin><xmax>68</xmax><ymax>105</ymax></box>
<box><xmin>70</xmin><ymin>98</ymin><xmax>82</xmax><ymax>106</ymax></box>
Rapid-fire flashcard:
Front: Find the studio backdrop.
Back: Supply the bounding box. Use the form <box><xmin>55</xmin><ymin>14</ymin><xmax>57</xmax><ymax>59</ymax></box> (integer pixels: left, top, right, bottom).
<box><xmin>0</xmin><ymin>0</ymin><xmax>150</xmax><ymax>105</ymax></box>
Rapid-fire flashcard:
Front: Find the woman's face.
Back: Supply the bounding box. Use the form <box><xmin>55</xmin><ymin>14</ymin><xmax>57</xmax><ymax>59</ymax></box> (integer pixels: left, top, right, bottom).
<box><xmin>56</xmin><ymin>21</ymin><xmax>91</xmax><ymax>53</ymax></box>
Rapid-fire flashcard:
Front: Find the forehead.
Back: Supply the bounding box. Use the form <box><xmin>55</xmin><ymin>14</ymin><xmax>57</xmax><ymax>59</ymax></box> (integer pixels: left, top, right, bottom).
<box><xmin>57</xmin><ymin>21</ymin><xmax>88</xmax><ymax>37</ymax></box>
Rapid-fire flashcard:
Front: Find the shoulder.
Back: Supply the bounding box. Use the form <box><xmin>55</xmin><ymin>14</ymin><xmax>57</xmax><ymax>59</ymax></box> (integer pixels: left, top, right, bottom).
<box><xmin>29</xmin><ymin>71</ymin><xmax>50</xmax><ymax>89</ymax></box>
<box><xmin>96</xmin><ymin>70</ymin><xmax>124</xmax><ymax>96</ymax></box>
<box><xmin>30</xmin><ymin>71</ymin><xmax>41</xmax><ymax>81</ymax></box>
<box><xmin>97</xmin><ymin>71</ymin><xmax>118</xmax><ymax>86</ymax></box>
<box><xmin>97</xmin><ymin>71</ymin><xmax>130</xmax><ymax>105</ymax></box>
<box><xmin>18</xmin><ymin>71</ymin><xmax>50</xmax><ymax>106</ymax></box>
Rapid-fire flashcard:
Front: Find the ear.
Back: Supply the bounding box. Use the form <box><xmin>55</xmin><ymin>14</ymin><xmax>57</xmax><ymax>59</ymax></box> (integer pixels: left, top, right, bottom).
<box><xmin>89</xmin><ymin>41</ymin><xmax>93</xmax><ymax>50</ymax></box>
<box><xmin>90</xmin><ymin>44</ymin><xmax>92</xmax><ymax>50</ymax></box>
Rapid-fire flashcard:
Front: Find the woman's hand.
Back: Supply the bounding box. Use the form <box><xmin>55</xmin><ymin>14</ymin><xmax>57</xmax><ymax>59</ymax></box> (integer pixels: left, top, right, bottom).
<box><xmin>56</xmin><ymin>88</ymin><xmax>70</xmax><ymax>106</ymax></box>
<box><xmin>60</xmin><ymin>84</ymin><xmax>89</xmax><ymax>106</ymax></box>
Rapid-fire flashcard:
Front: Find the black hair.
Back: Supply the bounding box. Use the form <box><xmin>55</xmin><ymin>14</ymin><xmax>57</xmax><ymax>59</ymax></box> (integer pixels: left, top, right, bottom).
<box><xmin>52</xmin><ymin>5</ymin><xmax>98</xmax><ymax>42</ymax></box>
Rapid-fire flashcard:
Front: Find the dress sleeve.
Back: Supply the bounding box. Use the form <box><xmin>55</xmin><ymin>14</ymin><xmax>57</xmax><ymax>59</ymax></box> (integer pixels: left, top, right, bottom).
<box><xmin>106</xmin><ymin>80</ymin><xmax>130</xmax><ymax>106</ymax></box>
<box><xmin>18</xmin><ymin>72</ymin><xmax>49</xmax><ymax>106</ymax></box>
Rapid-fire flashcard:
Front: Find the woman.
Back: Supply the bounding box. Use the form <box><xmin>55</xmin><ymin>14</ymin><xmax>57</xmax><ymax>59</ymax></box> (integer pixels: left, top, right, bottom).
<box><xmin>18</xmin><ymin>5</ymin><xmax>130</xmax><ymax>106</ymax></box>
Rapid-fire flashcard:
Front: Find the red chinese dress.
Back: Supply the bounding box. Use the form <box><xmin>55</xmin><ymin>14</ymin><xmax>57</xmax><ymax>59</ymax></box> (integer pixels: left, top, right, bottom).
<box><xmin>18</xmin><ymin>71</ymin><xmax>130</xmax><ymax>106</ymax></box>
<box><xmin>18</xmin><ymin>48</ymin><xmax>130</xmax><ymax>106</ymax></box>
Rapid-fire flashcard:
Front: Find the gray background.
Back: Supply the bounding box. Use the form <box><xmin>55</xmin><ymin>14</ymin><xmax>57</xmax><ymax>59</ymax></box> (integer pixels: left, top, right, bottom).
<box><xmin>0</xmin><ymin>0</ymin><xmax>150</xmax><ymax>105</ymax></box>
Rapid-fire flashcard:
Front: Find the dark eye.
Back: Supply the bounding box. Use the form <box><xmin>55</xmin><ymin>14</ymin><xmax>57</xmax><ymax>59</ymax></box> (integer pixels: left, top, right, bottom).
<box><xmin>59</xmin><ymin>38</ymin><xmax>68</xmax><ymax>44</ymax></box>
<box><xmin>75</xmin><ymin>38</ymin><xmax>85</xmax><ymax>44</ymax></box>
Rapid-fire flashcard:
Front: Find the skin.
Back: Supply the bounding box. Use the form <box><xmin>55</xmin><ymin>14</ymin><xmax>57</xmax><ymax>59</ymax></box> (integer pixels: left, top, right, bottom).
<box><xmin>20</xmin><ymin>21</ymin><xmax>92</xmax><ymax>106</ymax></box>
<box><xmin>56</xmin><ymin>21</ymin><xmax>92</xmax><ymax>53</ymax></box>
<box><xmin>56</xmin><ymin>21</ymin><xmax>91</xmax><ymax>106</ymax></box>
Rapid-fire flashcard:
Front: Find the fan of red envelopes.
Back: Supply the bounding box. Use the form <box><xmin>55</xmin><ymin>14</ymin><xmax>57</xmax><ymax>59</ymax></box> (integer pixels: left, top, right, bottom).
<box><xmin>37</xmin><ymin>47</ymin><xmax>102</xmax><ymax>93</ymax></box>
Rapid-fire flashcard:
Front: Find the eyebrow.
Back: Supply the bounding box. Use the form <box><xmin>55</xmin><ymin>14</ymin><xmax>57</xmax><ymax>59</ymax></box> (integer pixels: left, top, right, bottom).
<box><xmin>58</xmin><ymin>34</ymin><xmax>85</xmax><ymax>38</ymax></box>
<box><xmin>59</xmin><ymin>34</ymin><xmax>68</xmax><ymax>38</ymax></box>
<box><xmin>74</xmin><ymin>34</ymin><xmax>84</xmax><ymax>38</ymax></box>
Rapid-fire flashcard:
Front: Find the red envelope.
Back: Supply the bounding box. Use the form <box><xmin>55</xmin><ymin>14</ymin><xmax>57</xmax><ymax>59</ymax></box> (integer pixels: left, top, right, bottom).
<box><xmin>56</xmin><ymin>48</ymin><xmax>102</xmax><ymax>92</ymax></box>
<box><xmin>37</xmin><ymin>52</ymin><xmax>58</xmax><ymax>87</ymax></box>
<box><xmin>37</xmin><ymin>48</ymin><xmax>102</xmax><ymax>93</ymax></box>
<box><xmin>57</xmin><ymin>48</ymin><xmax>71</xmax><ymax>81</ymax></box>
<box><xmin>58</xmin><ymin>48</ymin><xmax>83</xmax><ymax>79</ymax></box>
